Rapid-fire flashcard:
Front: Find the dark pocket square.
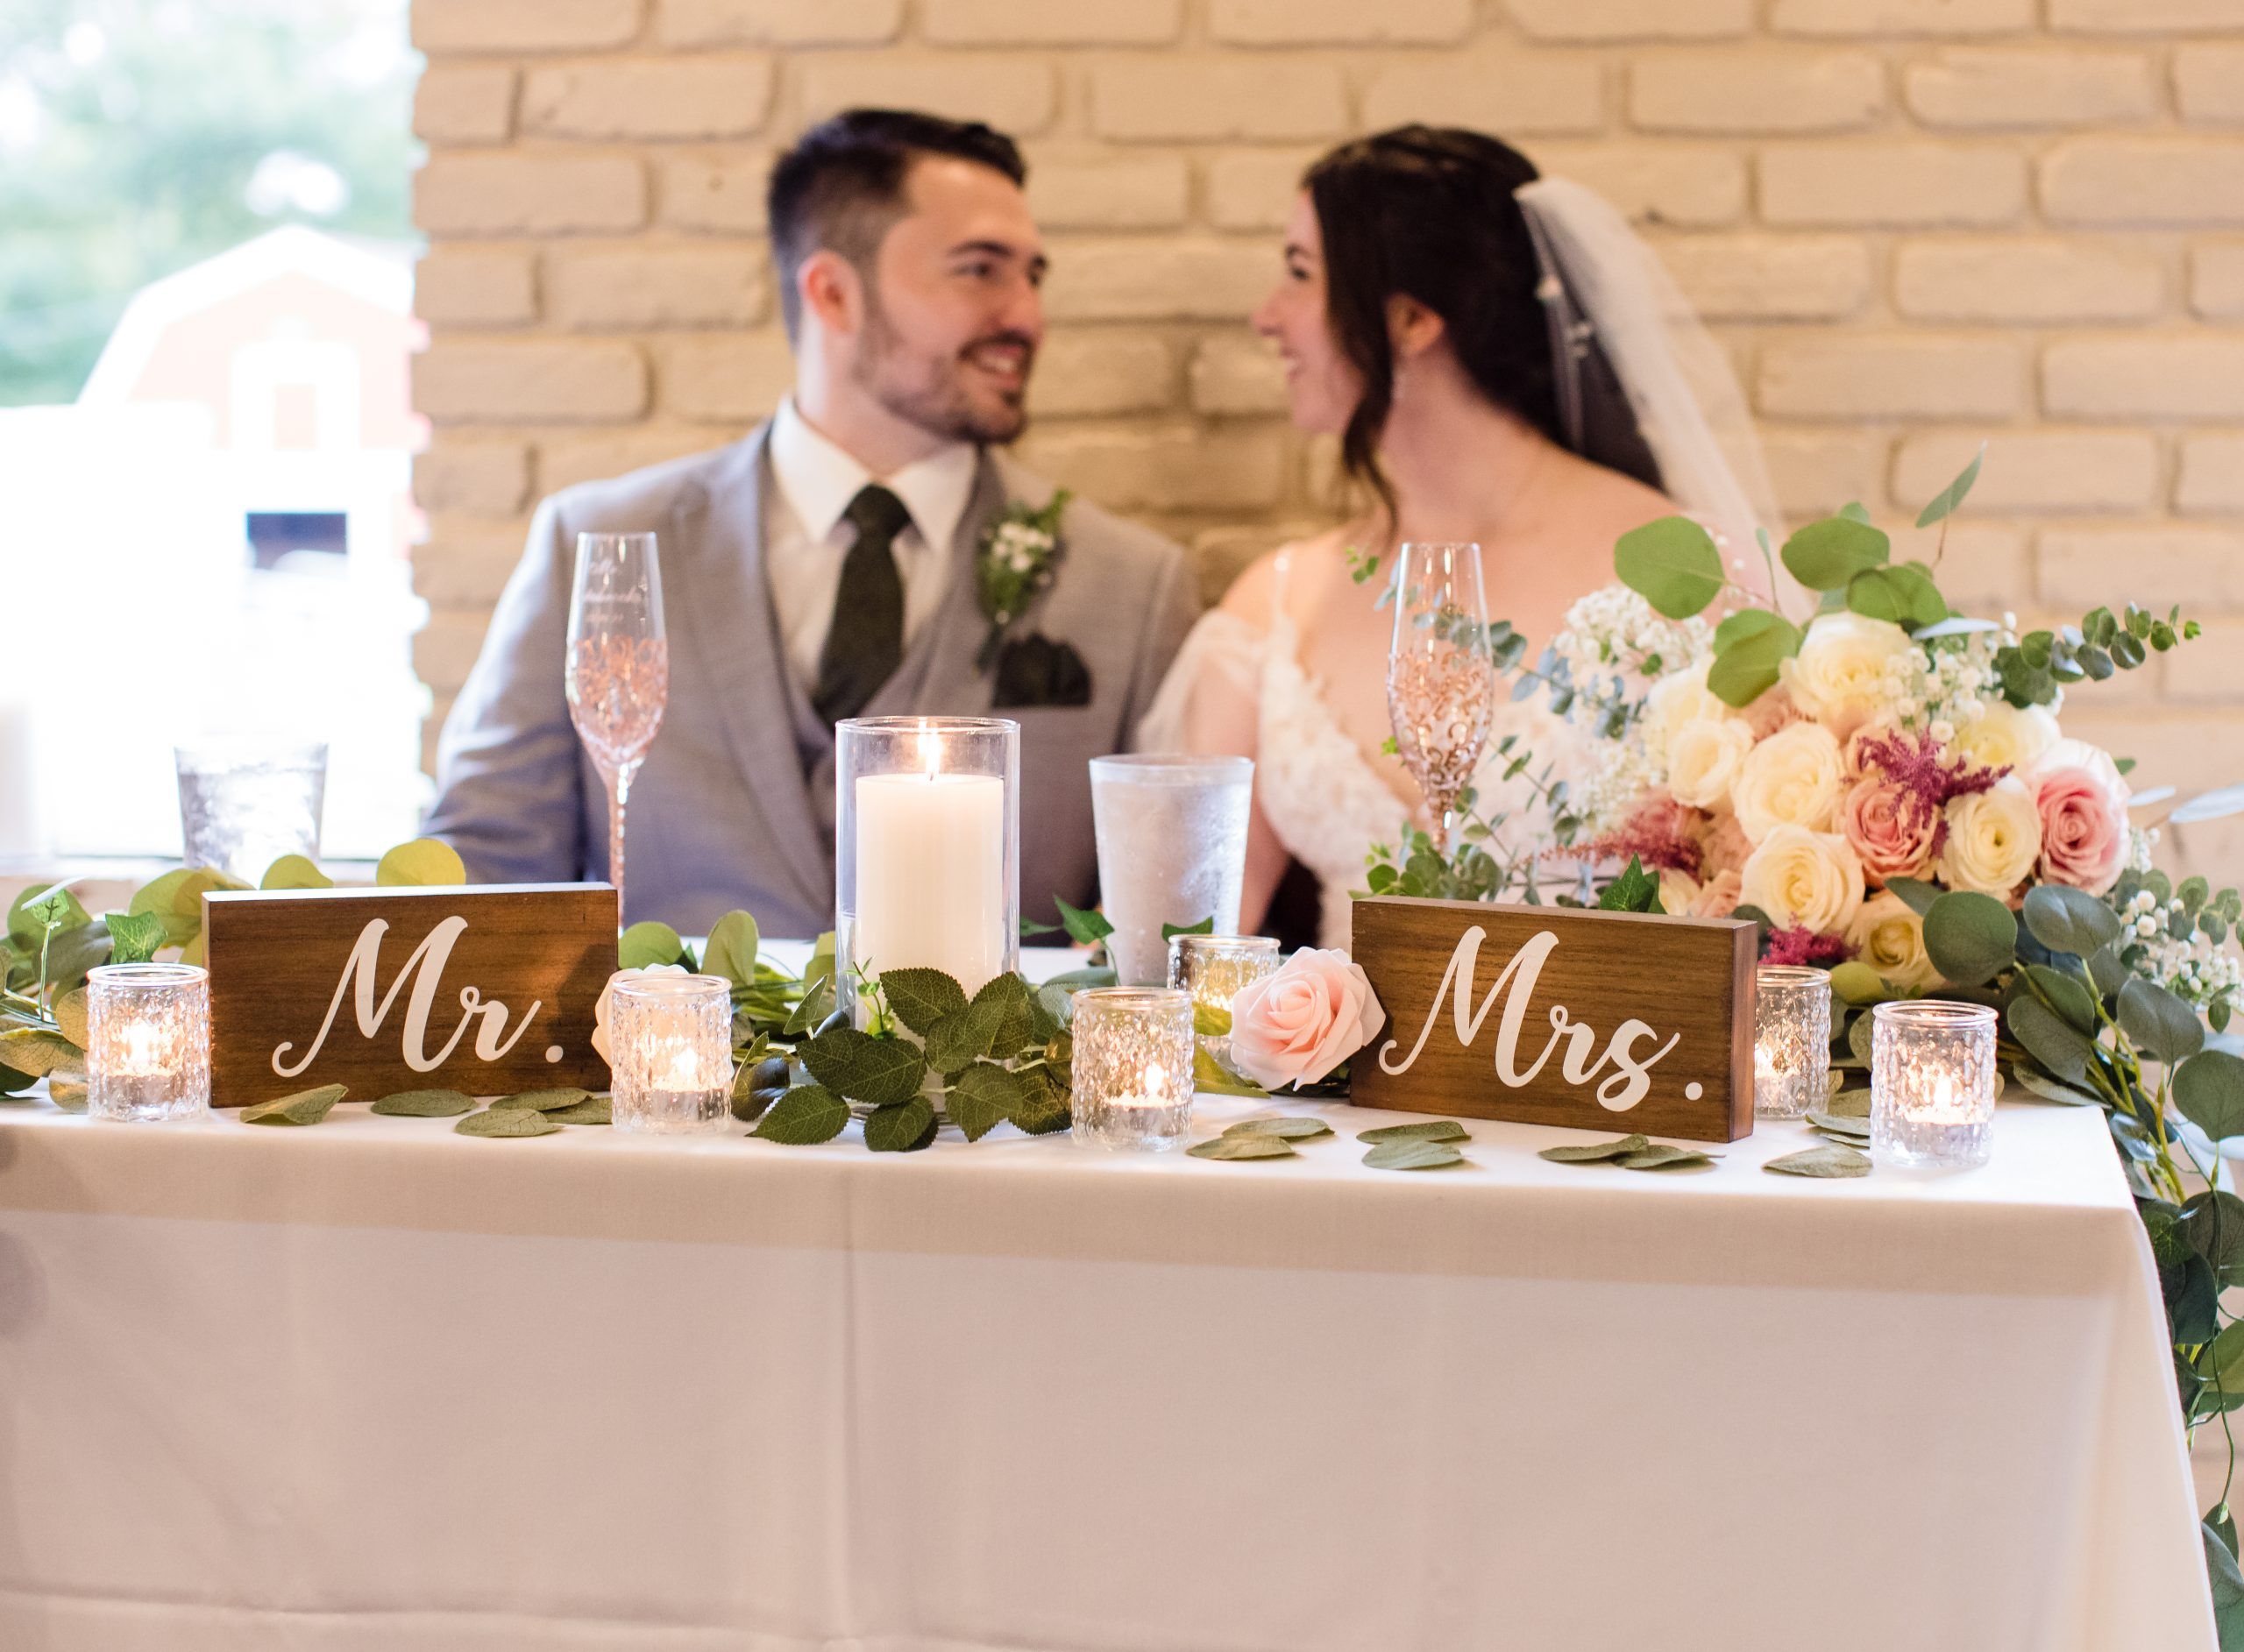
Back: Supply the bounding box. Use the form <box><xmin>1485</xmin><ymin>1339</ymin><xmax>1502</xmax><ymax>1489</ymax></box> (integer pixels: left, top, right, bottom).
<box><xmin>991</xmin><ymin>633</ymin><xmax>1093</xmax><ymax>709</ymax></box>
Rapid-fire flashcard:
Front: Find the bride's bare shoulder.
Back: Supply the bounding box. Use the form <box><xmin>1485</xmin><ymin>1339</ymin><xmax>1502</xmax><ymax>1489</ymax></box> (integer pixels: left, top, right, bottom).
<box><xmin>1558</xmin><ymin>453</ymin><xmax>1680</xmax><ymax>544</ymax></box>
<box><xmin>1215</xmin><ymin>527</ymin><xmax>1360</xmax><ymax>626</ymax></box>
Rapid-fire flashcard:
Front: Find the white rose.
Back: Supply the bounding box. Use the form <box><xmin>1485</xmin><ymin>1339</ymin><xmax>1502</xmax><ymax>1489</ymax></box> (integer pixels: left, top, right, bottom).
<box><xmin>1740</xmin><ymin>823</ymin><xmax>1864</xmax><ymax>935</ymax></box>
<box><xmin>1935</xmin><ymin>775</ymin><xmax>2044</xmax><ymax>897</ymax></box>
<box><xmin>1665</xmin><ymin>714</ymin><xmax>1757</xmax><ymax>810</ymax></box>
<box><xmin>591</xmin><ymin>964</ymin><xmax>688</xmax><ymax>1066</ymax></box>
<box><xmin>1848</xmin><ymin>890</ymin><xmax>1939</xmax><ymax>992</ymax></box>
<box><xmin>1644</xmin><ymin>662</ymin><xmax>1730</xmax><ymax>766</ymax></box>
<box><xmin>1658</xmin><ymin>867</ymin><xmax>1701</xmax><ymax>917</ymax></box>
<box><xmin>1953</xmin><ymin>702</ymin><xmax>2060</xmax><ymax>775</ymax></box>
<box><xmin>1783</xmin><ymin>611</ymin><xmax>1919</xmax><ymax>740</ymax></box>
<box><xmin>1730</xmin><ymin>721</ymin><xmax>1847</xmax><ymax>844</ymax></box>
<box><xmin>2030</xmin><ymin>735</ymin><xmax>2131</xmax><ymax>812</ymax></box>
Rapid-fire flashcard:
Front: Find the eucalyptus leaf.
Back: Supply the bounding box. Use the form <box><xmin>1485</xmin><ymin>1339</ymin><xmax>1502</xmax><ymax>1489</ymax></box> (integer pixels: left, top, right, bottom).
<box><xmin>1847</xmin><ymin>564</ymin><xmax>1946</xmax><ymax>630</ymax></box>
<box><xmin>618</xmin><ymin>921</ymin><xmax>687</xmax><ymax>970</ymax></box>
<box><xmin>1829</xmin><ymin>961</ymin><xmax>1893</xmax><ymax>1005</ymax></box>
<box><xmin>1617</xmin><ymin>1144</ymin><xmax>1715</xmax><ymax>1171</ymax></box>
<box><xmin>1806</xmin><ymin>1110</ymin><xmax>1871</xmax><ymax>1138</ymax></box>
<box><xmin>864</xmin><ymin>1097</ymin><xmax>936</xmax><ymax>1152</ymax></box>
<box><xmin>1707</xmin><ymin>618</ymin><xmax>1800</xmax><ymax>707</ymax></box>
<box><xmin>2176</xmin><ymin>1050</ymin><xmax>2244</xmax><ymax>1142</ymax></box>
<box><xmin>1765</xmin><ymin>1145</ymin><xmax>1871</xmax><ymax>1178</ymax></box>
<box><xmin>750</xmin><ymin>1084</ymin><xmax>851</xmax><ymax>1144</ymax></box>
<box><xmin>369</xmin><ymin>1088</ymin><xmax>476</xmax><ymax>1117</ymax></box>
<box><xmin>2009</xmin><ymin>996</ymin><xmax>2097</xmax><ymax>1084</ymax></box>
<box><xmin>455</xmin><ymin>1106</ymin><xmax>561</xmax><ymax>1138</ymax></box>
<box><xmin>1365</xmin><ymin>1138</ymin><xmax>1466</xmax><ymax>1171</ymax></box>
<box><xmin>1884</xmin><ymin>876</ymin><xmax>1942</xmax><ymax>918</ymax></box>
<box><xmin>1847</xmin><ymin>1008</ymin><xmax>1877</xmax><ymax>1071</ymax></box>
<box><xmin>1360</xmin><ymin>1119</ymin><xmax>1471</xmax><ymax>1145</ymax></box>
<box><xmin>2008</xmin><ymin>1063</ymin><xmax>2100</xmax><ymax>1108</ymax></box>
<box><xmin>46</xmin><ymin>1080</ymin><xmax>87</xmax><ymax>1111</ymax></box>
<box><xmin>53</xmin><ymin>989</ymin><xmax>87</xmax><ymax>1047</ymax></box>
<box><xmin>948</xmin><ymin>1062</ymin><xmax>1023</xmax><ymax>1142</ymax></box>
<box><xmin>0</xmin><ymin>1028</ymin><xmax>82</xmax><ymax>1077</ymax></box>
<box><xmin>2182</xmin><ymin>1190</ymin><xmax>2244</xmax><ymax>1285</ymax></box>
<box><xmin>1538</xmin><ymin>1133</ymin><xmax>1651</xmax><ymax>1164</ymax></box>
<box><xmin>42</xmin><ymin>922</ymin><xmax>110</xmax><ymax>995</ymax></box>
<box><xmin>1035</xmin><ymin>983</ymin><xmax>1076</xmax><ymax>1030</ymax></box>
<box><xmin>1188</xmin><ymin>1133</ymin><xmax>1297</xmax><ymax>1161</ymax></box>
<box><xmin>1194</xmin><ymin>1045</ymin><xmax>1270</xmax><ymax>1099</ymax></box>
<box><xmin>2021</xmin><ymin>883</ymin><xmax>2123</xmax><ymax>959</ymax></box>
<box><xmin>1922</xmin><ymin>891</ymin><xmax>2018</xmax><ymax>987</ymax></box>
<box><xmin>1193</xmin><ymin>1001</ymin><xmax>1233</xmax><ymax>1037</ymax></box>
<box><xmin>2204</xmin><ymin>1520</ymin><xmax>2244</xmax><ymax>1648</ymax></box>
<box><xmin>1615</xmin><ymin>515</ymin><xmax>1724</xmax><ymax>620</ymax></box>
<box><xmin>1823</xmin><ymin>1088</ymin><xmax>1871</xmax><ymax>1118</ymax></box>
<box><xmin>800</xmin><ymin>1026</ymin><xmax>927</xmax><ymax>1107</ymax></box>
<box><xmin>2025</xmin><ymin>964</ymin><xmax>2100</xmax><ymax>1035</ymax></box>
<box><xmin>492</xmin><ymin>1087</ymin><xmax>591</xmax><ymax>1112</ymax></box>
<box><xmin>1224</xmin><ymin>1116</ymin><xmax>1333</xmax><ymax>1140</ymax></box>
<box><xmin>1914</xmin><ymin>443</ymin><xmax>1984</xmax><ymax>527</ymax></box>
<box><xmin>0</xmin><ymin>1063</ymin><xmax>34</xmax><ymax>1096</ymax></box>
<box><xmin>2118</xmin><ymin>975</ymin><xmax>2205</xmax><ymax>1064</ymax></box>
<box><xmin>545</xmin><ymin>1095</ymin><xmax>614</xmax><ymax>1126</ymax></box>
<box><xmin>103</xmin><ymin>910</ymin><xmax>167</xmax><ymax>966</ymax></box>
<box><xmin>260</xmin><ymin>854</ymin><xmax>332</xmax><ymax>890</ymax></box>
<box><xmin>879</xmin><ymin>968</ymin><xmax>968</xmax><ymax>1037</ymax></box>
<box><xmin>702</xmin><ymin>911</ymin><xmax>760</xmax><ymax>989</ymax></box>
<box><xmin>375</xmin><ymin>838</ymin><xmax>466</xmax><ymax>888</ymax></box>
<box><xmin>242</xmin><ymin>1083</ymin><xmax>345</xmax><ymax>1126</ymax></box>
<box><xmin>6</xmin><ymin>882</ymin><xmax>89</xmax><ymax>946</ymax></box>
<box><xmin>1780</xmin><ymin>515</ymin><xmax>1890</xmax><ymax>592</ymax></box>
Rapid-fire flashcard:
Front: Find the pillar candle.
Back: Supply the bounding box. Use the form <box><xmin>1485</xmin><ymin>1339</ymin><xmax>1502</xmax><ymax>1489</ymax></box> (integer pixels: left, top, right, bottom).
<box><xmin>853</xmin><ymin>769</ymin><xmax>1006</xmax><ymax>993</ymax></box>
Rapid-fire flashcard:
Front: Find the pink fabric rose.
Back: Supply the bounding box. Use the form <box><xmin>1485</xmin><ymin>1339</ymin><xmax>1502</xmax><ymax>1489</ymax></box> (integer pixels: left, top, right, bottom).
<box><xmin>1229</xmin><ymin>947</ymin><xmax>1385</xmax><ymax>1091</ymax></box>
<box><xmin>2033</xmin><ymin>764</ymin><xmax>2127</xmax><ymax>895</ymax></box>
<box><xmin>1690</xmin><ymin>869</ymin><xmax>1743</xmax><ymax>919</ymax></box>
<box><xmin>1837</xmin><ymin>775</ymin><xmax>1939</xmax><ymax>888</ymax></box>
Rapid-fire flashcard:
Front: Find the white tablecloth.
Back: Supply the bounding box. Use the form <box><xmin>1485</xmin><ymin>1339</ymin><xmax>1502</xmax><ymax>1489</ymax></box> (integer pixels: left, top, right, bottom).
<box><xmin>0</xmin><ymin>1088</ymin><xmax>2212</xmax><ymax>1652</ymax></box>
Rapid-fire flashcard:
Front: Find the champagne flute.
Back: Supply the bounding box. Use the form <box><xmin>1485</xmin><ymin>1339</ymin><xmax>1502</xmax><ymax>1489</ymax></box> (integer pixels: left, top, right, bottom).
<box><xmin>565</xmin><ymin>533</ymin><xmax>668</xmax><ymax>925</ymax></box>
<box><xmin>1386</xmin><ymin>541</ymin><xmax>1496</xmax><ymax>855</ymax></box>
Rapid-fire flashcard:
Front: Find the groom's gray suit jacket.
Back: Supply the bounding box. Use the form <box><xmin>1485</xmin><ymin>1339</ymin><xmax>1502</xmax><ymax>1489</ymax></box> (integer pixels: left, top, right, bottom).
<box><xmin>423</xmin><ymin>423</ymin><xmax>1201</xmax><ymax>938</ymax></box>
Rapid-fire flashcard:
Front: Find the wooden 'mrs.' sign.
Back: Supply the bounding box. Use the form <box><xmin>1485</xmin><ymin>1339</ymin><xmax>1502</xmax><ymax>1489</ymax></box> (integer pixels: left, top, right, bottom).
<box><xmin>202</xmin><ymin>883</ymin><xmax>618</xmax><ymax>1107</ymax></box>
<box><xmin>1348</xmin><ymin>896</ymin><xmax>1758</xmax><ymax>1143</ymax></box>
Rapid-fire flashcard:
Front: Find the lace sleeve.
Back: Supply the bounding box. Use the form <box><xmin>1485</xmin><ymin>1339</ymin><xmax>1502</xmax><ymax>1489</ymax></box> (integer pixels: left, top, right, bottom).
<box><xmin>1130</xmin><ymin>608</ymin><xmax>1266</xmax><ymax>755</ymax></box>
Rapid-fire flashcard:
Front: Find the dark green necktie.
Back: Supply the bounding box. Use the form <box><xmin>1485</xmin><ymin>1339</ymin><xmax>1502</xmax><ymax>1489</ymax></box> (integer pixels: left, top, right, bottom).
<box><xmin>813</xmin><ymin>483</ymin><xmax>913</xmax><ymax>724</ymax></box>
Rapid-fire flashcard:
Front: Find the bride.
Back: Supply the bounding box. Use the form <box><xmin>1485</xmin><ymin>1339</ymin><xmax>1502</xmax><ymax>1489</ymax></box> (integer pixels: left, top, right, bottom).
<box><xmin>1140</xmin><ymin>126</ymin><xmax>1780</xmax><ymax>947</ymax></box>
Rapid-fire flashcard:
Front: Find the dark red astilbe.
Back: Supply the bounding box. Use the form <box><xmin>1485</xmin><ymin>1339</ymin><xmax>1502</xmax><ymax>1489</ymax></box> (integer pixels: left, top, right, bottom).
<box><xmin>1552</xmin><ymin>796</ymin><xmax>1703</xmax><ymax>877</ymax></box>
<box><xmin>1856</xmin><ymin>728</ymin><xmax>2007</xmax><ymax>837</ymax></box>
<box><xmin>1763</xmin><ymin>927</ymin><xmax>1854</xmax><ymax>968</ymax></box>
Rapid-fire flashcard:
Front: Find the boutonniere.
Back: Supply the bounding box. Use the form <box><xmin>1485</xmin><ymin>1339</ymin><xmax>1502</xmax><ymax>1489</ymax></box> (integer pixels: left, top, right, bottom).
<box><xmin>975</xmin><ymin>489</ymin><xmax>1070</xmax><ymax>675</ymax></box>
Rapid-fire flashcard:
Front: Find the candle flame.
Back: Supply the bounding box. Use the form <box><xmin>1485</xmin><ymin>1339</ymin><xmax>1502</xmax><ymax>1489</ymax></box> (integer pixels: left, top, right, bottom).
<box><xmin>657</xmin><ymin>1046</ymin><xmax>700</xmax><ymax>1090</ymax></box>
<box><xmin>1144</xmin><ymin>1066</ymin><xmax>1167</xmax><ymax>1100</ymax></box>
<box><xmin>919</xmin><ymin>722</ymin><xmax>941</xmax><ymax>780</ymax></box>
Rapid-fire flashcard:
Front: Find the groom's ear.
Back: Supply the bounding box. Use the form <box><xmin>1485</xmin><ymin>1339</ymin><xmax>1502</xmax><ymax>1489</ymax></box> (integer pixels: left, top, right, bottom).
<box><xmin>799</xmin><ymin>249</ymin><xmax>868</xmax><ymax>341</ymax></box>
<box><xmin>1386</xmin><ymin>294</ymin><xmax>1445</xmax><ymax>362</ymax></box>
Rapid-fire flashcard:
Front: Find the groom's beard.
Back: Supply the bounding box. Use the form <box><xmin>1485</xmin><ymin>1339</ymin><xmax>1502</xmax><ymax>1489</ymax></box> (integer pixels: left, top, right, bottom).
<box><xmin>855</xmin><ymin>300</ymin><xmax>1035</xmax><ymax>447</ymax></box>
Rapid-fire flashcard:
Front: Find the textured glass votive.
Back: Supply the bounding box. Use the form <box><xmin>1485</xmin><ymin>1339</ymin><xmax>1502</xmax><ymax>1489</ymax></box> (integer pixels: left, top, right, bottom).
<box><xmin>87</xmin><ymin>962</ymin><xmax>210</xmax><ymax>1123</ymax></box>
<box><xmin>610</xmin><ymin>973</ymin><xmax>732</xmax><ymax>1135</ymax></box>
<box><xmin>1071</xmin><ymin>987</ymin><xmax>1195</xmax><ymax>1152</ymax></box>
<box><xmin>1871</xmin><ymin>1000</ymin><xmax>1998</xmax><ymax>1169</ymax></box>
<box><xmin>1754</xmin><ymin>965</ymin><xmax>1831</xmax><ymax>1120</ymax></box>
<box><xmin>1168</xmin><ymin>933</ymin><xmax>1281</xmax><ymax>1074</ymax></box>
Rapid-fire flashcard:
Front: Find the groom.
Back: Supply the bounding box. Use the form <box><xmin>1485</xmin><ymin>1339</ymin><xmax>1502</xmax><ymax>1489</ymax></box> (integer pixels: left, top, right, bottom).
<box><xmin>423</xmin><ymin>110</ymin><xmax>1201</xmax><ymax>936</ymax></box>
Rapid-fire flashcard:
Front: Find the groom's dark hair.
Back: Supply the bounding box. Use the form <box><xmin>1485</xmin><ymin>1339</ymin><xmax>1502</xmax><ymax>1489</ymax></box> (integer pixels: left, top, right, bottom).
<box><xmin>768</xmin><ymin>109</ymin><xmax>1027</xmax><ymax>339</ymax></box>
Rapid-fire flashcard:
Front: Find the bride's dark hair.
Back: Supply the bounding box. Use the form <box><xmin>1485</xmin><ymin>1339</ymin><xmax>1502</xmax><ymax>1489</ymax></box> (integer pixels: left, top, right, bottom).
<box><xmin>1303</xmin><ymin>127</ymin><xmax>1577</xmax><ymax>527</ymax></box>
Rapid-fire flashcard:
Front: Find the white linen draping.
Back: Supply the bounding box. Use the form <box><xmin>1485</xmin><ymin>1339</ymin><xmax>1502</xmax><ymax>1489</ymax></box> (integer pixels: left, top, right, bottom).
<box><xmin>0</xmin><ymin>1095</ymin><xmax>2212</xmax><ymax>1652</ymax></box>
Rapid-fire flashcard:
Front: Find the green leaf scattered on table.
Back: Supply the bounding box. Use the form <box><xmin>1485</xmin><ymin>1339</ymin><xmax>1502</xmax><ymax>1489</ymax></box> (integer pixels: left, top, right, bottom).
<box><xmin>456</xmin><ymin>1106</ymin><xmax>561</xmax><ymax>1138</ymax></box>
<box><xmin>492</xmin><ymin>1087</ymin><xmax>591</xmax><ymax>1112</ymax></box>
<box><xmin>370</xmin><ymin>1088</ymin><xmax>476</xmax><ymax>1117</ymax></box>
<box><xmin>545</xmin><ymin>1095</ymin><xmax>614</xmax><ymax>1126</ymax></box>
<box><xmin>1223</xmin><ymin>1116</ymin><xmax>1332</xmax><ymax>1141</ymax></box>
<box><xmin>751</xmin><ymin>1085</ymin><xmax>850</xmax><ymax>1145</ymax></box>
<box><xmin>1765</xmin><ymin>1145</ymin><xmax>1871</xmax><ymax>1179</ymax></box>
<box><xmin>375</xmin><ymin>838</ymin><xmax>466</xmax><ymax>889</ymax></box>
<box><xmin>1360</xmin><ymin>1119</ymin><xmax>1471</xmax><ymax>1145</ymax></box>
<box><xmin>242</xmin><ymin>1083</ymin><xmax>345</xmax><ymax>1126</ymax></box>
<box><xmin>1364</xmin><ymin>1138</ymin><xmax>1466</xmax><ymax>1172</ymax></box>
<box><xmin>1188</xmin><ymin>1134</ymin><xmax>1297</xmax><ymax>1161</ymax></box>
<box><xmin>1616</xmin><ymin>1144</ymin><xmax>1717</xmax><ymax>1172</ymax></box>
<box><xmin>1537</xmin><ymin>1134</ymin><xmax>1650</xmax><ymax>1164</ymax></box>
<box><xmin>0</xmin><ymin>1027</ymin><xmax>83</xmax><ymax>1079</ymax></box>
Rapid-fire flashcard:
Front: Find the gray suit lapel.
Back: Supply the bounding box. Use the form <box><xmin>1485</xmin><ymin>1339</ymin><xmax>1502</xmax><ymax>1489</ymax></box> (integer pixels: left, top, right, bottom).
<box><xmin>670</xmin><ymin>426</ymin><xmax>832</xmax><ymax>919</ymax></box>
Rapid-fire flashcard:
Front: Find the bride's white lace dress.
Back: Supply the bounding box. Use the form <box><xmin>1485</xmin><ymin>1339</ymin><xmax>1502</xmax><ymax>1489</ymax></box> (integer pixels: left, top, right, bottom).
<box><xmin>1141</xmin><ymin>548</ymin><xmax>1579</xmax><ymax>950</ymax></box>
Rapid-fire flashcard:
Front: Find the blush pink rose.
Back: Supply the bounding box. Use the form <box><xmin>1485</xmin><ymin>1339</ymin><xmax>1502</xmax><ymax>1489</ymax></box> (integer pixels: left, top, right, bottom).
<box><xmin>1701</xmin><ymin>812</ymin><xmax>1754</xmax><ymax>879</ymax></box>
<box><xmin>1741</xmin><ymin>684</ymin><xmax>1804</xmax><ymax>742</ymax></box>
<box><xmin>1691</xmin><ymin>869</ymin><xmax>1743</xmax><ymax>919</ymax></box>
<box><xmin>1837</xmin><ymin>775</ymin><xmax>1939</xmax><ymax>888</ymax></box>
<box><xmin>2033</xmin><ymin>764</ymin><xmax>2127</xmax><ymax>896</ymax></box>
<box><xmin>1229</xmin><ymin>947</ymin><xmax>1385</xmax><ymax>1091</ymax></box>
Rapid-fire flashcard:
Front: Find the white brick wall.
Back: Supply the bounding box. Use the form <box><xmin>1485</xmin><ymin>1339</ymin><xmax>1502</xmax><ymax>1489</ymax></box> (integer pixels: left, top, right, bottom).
<box><xmin>408</xmin><ymin>0</ymin><xmax>2244</xmax><ymax>832</ymax></box>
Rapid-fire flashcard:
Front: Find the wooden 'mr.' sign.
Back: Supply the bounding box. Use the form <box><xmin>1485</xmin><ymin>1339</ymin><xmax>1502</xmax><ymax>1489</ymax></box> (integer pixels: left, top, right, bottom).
<box><xmin>202</xmin><ymin>883</ymin><xmax>618</xmax><ymax>1108</ymax></box>
<box><xmin>1348</xmin><ymin>896</ymin><xmax>1758</xmax><ymax>1143</ymax></box>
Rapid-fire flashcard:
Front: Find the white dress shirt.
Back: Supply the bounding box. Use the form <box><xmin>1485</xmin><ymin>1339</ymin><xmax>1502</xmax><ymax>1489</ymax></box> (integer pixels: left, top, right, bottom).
<box><xmin>762</xmin><ymin>397</ymin><xmax>980</xmax><ymax>691</ymax></box>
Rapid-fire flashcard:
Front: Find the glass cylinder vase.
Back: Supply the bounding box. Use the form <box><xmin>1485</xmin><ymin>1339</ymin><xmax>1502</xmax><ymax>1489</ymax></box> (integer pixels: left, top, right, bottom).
<box><xmin>1753</xmin><ymin>965</ymin><xmax>1831</xmax><ymax>1120</ymax></box>
<box><xmin>1871</xmin><ymin>1000</ymin><xmax>1999</xmax><ymax>1169</ymax></box>
<box><xmin>1168</xmin><ymin>932</ymin><xmax>1281</xmax><ymax>1075</ymax></box>
<box><xmin>86</xmin><ymin>962</ymin><xmax>210</xmax><ymax>1123</ymax></box>
<box><xmin>1071</xmin><ymin>987</ymin><xmax>1195</xmax><ymax>1152</ymax></box>
<box><xmin>609</xmin><ymin>972</ymin><xmax>733</xmax><ymax>1135</ymax></box>
<box><xmin>836</xmin><ymin>716</ymin><xmax>1019</xmax><ymax>1025</ymax></box>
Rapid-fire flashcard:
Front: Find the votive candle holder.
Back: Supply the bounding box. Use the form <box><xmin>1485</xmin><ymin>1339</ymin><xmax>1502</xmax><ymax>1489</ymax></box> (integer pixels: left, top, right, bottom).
<box><xmin>86</xmin><ymin>962</ymin><xmax>210</xmax><ymax>1123</ymax></box>
<box><xmin>1753</xmin><ymin>965</ymin><xmax>1831</xmax><ymax>1121</ymax></box>
<box><xmin>1071</xmin><ymin>987</ymin><xmax>1195</xmax><ymax>1152</ymax></box>
<box><xmin>610</xmin><ymin>972</ymin><xmax>733</xmax><ymax>1135</ymax></box>
<box><xmin>1871</xmin><ymin>999</ymin><xmax>1999</xmax><ymax>1170</ymax></box>
<box><xmin>1168</xmin><ymin>932</ymin><xmax>1281</xmax><ymax>1075</ymax></box>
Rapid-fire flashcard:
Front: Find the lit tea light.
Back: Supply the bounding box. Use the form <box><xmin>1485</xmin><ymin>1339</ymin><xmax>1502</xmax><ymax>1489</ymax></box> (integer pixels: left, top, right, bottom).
<box><xmin>87</xmin><ymin>962</ymin><xmax>210</xmax><ymax>1123</ymax></box>
<box><xmin>610</xmin><ymin>973</ymin><xmax>731</xmax><ymax>1135</ymax></box>
<box><xmin>1072</xmin><ymin>987</ymin><xmax>1195</xmax><ymax>1152</ymax></box>
<box><xmin>1871</xmin><ymin>1000</ymin><xmax>1998</xmax><ymax>1169</ymax></box>
<box><xmin>1752</xmin><ymin>965</ymin><xmax>1830</xmax><ymax>1122</ymax></box>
